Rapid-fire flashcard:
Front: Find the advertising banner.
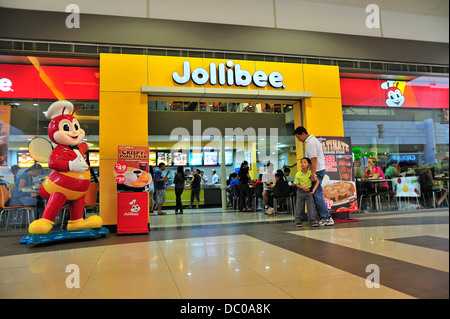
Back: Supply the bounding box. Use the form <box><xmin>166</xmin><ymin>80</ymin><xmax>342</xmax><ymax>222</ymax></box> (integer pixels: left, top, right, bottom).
<box><xmin>0</xmin><ymin>64</ymin><xmax>99</xmax><ymax>100</ymax></box>
<box><xmin>340</xmin><ymin>77</ymin><xmax>449</xmax><ymax>109</ymax></box>
<box><xmin>0</xmin><ymin>105</ymin><xmax>11</xmax><ymax>167</ymax></box>
<box><xmin>116</xmin><ymin>145</ymin><xmax>151</xmax><ymax>192</ymax></box>
<box><xmin>393</xmin><ymin>176</ymin><xmax>421</xmax><ymax>197</ymax></box>
<box><xmin>115</xmin><ymin>145</ymin><xmax>151</xmax><ymax>234</ymax></box>
<box><xmin>317</xmin><ymin>136</ymin><xmax>358</xmax><ymax>213</ymax></box>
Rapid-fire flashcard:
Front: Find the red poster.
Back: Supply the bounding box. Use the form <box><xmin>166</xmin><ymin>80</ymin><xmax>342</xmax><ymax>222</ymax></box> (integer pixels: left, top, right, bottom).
<box><xmin>116</xmin><ymin>145</ymin><xmax>151</xmax><ymax>192</ymax></box>
<box><xmin>117</xmin><ymin>192</ymin><xmax>149</xmax><ymax>234</ymax></box>
<box><xmin>115</xmin><ymin>145</ymin><xmax>151</xmax><ymax>234</ymax></box>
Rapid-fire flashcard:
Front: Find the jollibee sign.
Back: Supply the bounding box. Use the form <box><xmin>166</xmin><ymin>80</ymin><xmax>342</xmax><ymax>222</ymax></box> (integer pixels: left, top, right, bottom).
<box><xmin>147</xmin><ymin>56</ymin><xmax>305</xmax><ymax>92</ymax></box>
<box><xmin>173</xmin><ymin>60</ymin><xmax>286</xmax><ymax>89</ymax></box>
<box><xmin>0</xmin><ymin>78</ymin><xmax>12</xmax><ymax>92</ymax></box>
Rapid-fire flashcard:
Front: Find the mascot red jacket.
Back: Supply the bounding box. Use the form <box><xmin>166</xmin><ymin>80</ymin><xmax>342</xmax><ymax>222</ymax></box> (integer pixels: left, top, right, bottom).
<box><xmin>28</xmin><ymin>100</ymin><xmax>102</xmax><ymax>235</ymax></box>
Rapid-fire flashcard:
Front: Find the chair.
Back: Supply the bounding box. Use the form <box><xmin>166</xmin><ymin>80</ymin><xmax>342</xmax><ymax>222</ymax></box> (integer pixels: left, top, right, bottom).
<box><xmin>84</xmin><ymin>183</ymin><xmax>99</xmax><ymax>216</ymax></box>
<box><xmin>378</xmin><ymin>182</ymin><xmax>398</xmax><ymax>211</ymax></box>
<box><xmin>431</xmin><ymin>183</ymin><xmax>449</xmax><ymax>208</ymax></box>
<box><xmin>0</xmin><ymin>185</ymin><xmax>34</xmax><ymax>231</ymax></box>
<box><xmin>252</xmin><ymin>183</ymin><xmax>263</xmax><ymax>211</ymax></box>
<box><xmin>273</xmin><ymin>196</ymin><xmax>295</xmax><ymax>216</ymax></box>
<box><xmin>231</xmin><ymin>184</ymin><xmax>240</xmax><ymax>211</ymax></box>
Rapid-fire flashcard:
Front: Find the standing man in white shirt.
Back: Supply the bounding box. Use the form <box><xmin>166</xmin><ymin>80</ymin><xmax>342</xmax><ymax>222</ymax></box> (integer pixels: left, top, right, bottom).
<box><xmin>210</xmin><ymin>169</ymin><xmax>219</xmax><ymax>185</ymax></box>
<box><xmin>294</xmin><ymin>126</ymin><xmax>334</xmax><ymax>226</ymax></box>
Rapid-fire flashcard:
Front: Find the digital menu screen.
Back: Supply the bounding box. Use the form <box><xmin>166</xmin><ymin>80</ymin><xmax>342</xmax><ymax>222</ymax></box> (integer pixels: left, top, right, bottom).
<box><xmin>157</xmin><ymin>151</ymin><xmax>172</xmax><ymax>166</ymax></box>
<box><xmin>173</xmin><ymin>150</ymin><xmax>188</xmax><ymax>166</ymax></box>
<box><xmin>17</xmin><ymin>152</ymin><xmax>36</xmax><ymax>168</ymax></box>
<box><xmin>88</xmin><ymin>152</ymin><xmax>100</xmax><ymax>167</ymax></box>
<box><xmin>203</xmin><ymin>151</ymin><xmax>218</xmax><ymax>166</ymax></box>
<box><xmin>219</xmin><ymin>151</ymin><xmax>233</xmax><ymax>166</ymax></box>
<box><xmin>189</xmin><ymin>151</ymin><xmax>203</xmax><ymax>166</ymax></box>
<box><xmin>149</xmin><ymin>151</ymin><xmax>157</xmax><ymax>166</ymax></box>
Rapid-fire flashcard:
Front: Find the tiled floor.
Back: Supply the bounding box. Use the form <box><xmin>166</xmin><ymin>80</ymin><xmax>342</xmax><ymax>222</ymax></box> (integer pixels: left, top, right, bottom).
<box><xmin>0</xmin><ymin>208</ymin><xmax>448</xmax><ymax>299</ymax></box>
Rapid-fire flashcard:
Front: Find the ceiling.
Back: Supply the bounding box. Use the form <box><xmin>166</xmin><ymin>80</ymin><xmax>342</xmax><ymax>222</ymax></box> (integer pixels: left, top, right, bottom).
<box><xmin>0</xmin><ymin>55</ymin><xmax>99</xmax><ymax>66</ymax></box>
<box><xmin>308</xmin><ymin>0</ymin><xmax>449</xmax><ymax>17</ymax></box>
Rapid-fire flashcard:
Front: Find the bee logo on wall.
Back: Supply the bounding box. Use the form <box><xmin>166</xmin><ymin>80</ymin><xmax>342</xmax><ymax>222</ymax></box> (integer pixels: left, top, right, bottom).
<box><xmin>381</xmin><ymin>80</ymin><xmax>405</xmax><ymax>107</ymax></box>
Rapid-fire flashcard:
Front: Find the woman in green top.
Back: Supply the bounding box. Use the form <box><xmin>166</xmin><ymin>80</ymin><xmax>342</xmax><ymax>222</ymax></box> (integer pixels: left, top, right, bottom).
<box><xmin>385</xmin><ymin>160</ymin><xmax>400</xmax><ymax>178</ymax></box>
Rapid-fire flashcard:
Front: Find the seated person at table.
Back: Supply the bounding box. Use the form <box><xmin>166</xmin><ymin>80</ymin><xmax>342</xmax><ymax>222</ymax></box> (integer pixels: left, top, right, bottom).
<box><xmin>252</xmin><ymin>174</ymin><xmax>263</xmax><ymax>189</ymax></box>
<box><xmin>265</xmin><ymin>172</ymin><xmax>291</xmax><ymax>214</ymax></box>
<box><xmin>385</xmin><ymin>160</ymin><xmax>400</xmax><ymax>178</ymax></box>
<box><xmin>10</xmin><ymin>163</ymin><xmax>43</xmax><ymax>206</ymax></box>
<box><xmin>419</xmin><ymin>168</ymin><xmax>437</xmax><ymax>208</ymax></box>
<box><xmin>354</xmin><ymin>158</ymin><xmax>364</xmax><ymax>179</ymax></box>
<box><xmin>228</xmin><ymin>173</ymin><xmax>239</xmax><ymax>205</ymax></box>
<box><xmin>360</xmin><ymin>157</ymin><xmax>388</xmax><ymax>212</ymax></box>
<box><xmin>262</xmin><ymin>162</ymin><xmax>276</xmax><ymax>210</ymax></box>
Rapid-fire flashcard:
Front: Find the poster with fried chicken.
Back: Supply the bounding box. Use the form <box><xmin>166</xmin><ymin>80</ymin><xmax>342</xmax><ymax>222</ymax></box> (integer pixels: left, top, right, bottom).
<box><xmin>115</xmin><ymin>145</ymin><xmax>151</xmax><ymax>192</ymax></box>
<box><xmin>317</xmin><ymin>136</ymin><xmax>358</xmax><ymax>213</ymax></box>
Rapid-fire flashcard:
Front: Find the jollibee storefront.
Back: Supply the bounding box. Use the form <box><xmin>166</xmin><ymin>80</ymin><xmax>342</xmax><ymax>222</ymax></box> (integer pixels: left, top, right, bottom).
<box><xmin>98</xmin><ymin>53</ymin><xmax>344</xmax><ymax>230</ymax></box>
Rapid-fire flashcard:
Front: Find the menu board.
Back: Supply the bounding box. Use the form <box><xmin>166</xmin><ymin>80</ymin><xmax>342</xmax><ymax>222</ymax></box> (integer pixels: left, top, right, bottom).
<box><xmin>204</xmin><ymin>151</ymin><xmax>218</xmax><ymax>166</ymax></box>
<box><xmin>172</xmin><ymin>150</ymin><xmax>188</xmax><ymax>166</ymax></box>
<box><xmin>157</xmin><ymin>151</ymin><xmax>172</xmax><ymax>166</ymax></box>
<box><xmin>149</xmin><ymin>151</ymin><xmax>156</xmax><ymax>166</ymax></box>
<box><xmin>189</xmin><ymin>151</ymin><xmax>203</xmax><ymax>166</ymax></box>
<box><xmin>88</xmin><ymin>152</ymin><xmax>100</xmax><ymax>167</ymax></box>
<box><xmin>219</xmin><ymin>151</ymin><xmax>233</xmax><ymax>166</ymax></box>
<box><xmin>317</xmin><ymin>136</ymin><xmax>358</xmax><ymax>213</ymax></box>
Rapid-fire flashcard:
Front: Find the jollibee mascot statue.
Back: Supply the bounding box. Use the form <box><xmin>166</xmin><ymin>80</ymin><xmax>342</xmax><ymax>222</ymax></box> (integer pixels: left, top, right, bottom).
<box><xmin>28</xmin><ymin>100</ymin><xmax>102</xmax><ymax>235</ymax></box>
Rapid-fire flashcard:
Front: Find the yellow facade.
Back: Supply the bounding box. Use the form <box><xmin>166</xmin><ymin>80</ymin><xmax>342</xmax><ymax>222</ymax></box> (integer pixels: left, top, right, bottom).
<box><xmin>99</xmin><ymin>53</ymin><xmax>343</xmax><ymax>227</ymax></box>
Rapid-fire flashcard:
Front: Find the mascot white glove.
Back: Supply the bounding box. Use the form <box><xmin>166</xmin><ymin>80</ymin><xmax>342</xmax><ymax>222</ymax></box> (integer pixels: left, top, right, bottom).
<box><xmin>69</xmin><ymin>152</ymin><xmax>89</xmax><ymax>172</ymax></box>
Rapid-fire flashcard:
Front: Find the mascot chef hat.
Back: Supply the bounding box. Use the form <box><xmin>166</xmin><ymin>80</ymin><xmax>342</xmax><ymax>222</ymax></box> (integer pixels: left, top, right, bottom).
<box><xmin>43</xmin><ymin>100</ymin><xmax>74</xmax><ymax>119</ymax></box>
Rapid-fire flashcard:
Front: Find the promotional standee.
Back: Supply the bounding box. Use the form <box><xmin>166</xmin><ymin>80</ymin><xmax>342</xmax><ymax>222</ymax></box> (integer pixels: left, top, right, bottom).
<box><xmin>21</xmin><ymin>100</ymin><xmax>108</xmax><ymax>246</ymax></box>
<box><xmin>317</xmin><ymin>136</ymin><xmax>358</xmax><ymax>221</ymax></box>
<box><xmin>115</xmin><ymin>145</ymin><xmax>151</xmax><ymax>234</ymax></box>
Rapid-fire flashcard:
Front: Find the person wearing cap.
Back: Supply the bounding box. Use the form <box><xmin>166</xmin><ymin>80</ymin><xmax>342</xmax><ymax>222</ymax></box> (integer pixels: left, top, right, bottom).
<box><xmin>210</xmin><ymin>169</ymin><xmax>219</xmax><ymax>185</ymax></box>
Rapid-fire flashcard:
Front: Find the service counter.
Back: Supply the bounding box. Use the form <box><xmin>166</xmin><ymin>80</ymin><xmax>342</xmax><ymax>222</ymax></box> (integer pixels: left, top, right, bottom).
<box><xmin>161</xmin><ymin>184</ymin><xmax>222</xmax><ymax>207</ymax></box>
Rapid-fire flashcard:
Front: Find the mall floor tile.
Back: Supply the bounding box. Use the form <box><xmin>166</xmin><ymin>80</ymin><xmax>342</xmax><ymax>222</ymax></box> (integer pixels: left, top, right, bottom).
<box><xmin>0</xmin><ymin>209</ymin><xmax>448</xmax><ymax>300</ymax></box>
